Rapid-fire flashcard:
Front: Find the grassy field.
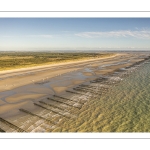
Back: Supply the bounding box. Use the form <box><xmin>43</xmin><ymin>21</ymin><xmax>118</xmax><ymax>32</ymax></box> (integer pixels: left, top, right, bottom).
<box><xmin>0</xmin><ymin>52</ymin><xmax>115</xmax><ymax>71</ymax></box>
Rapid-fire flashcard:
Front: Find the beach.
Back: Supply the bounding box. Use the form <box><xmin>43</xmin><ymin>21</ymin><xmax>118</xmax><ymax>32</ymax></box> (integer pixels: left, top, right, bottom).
<box><xmin>0</xmin><ymin>52</ymin><xmax>150</xmax><ymax>132</ymax></box>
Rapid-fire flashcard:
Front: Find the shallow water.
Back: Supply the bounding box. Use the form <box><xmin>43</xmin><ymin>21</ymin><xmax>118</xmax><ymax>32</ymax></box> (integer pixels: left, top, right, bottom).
<box><xmin>53</xmin><ymin>61</ymin><xmax>150</xmax><ymax>132</ymax></box>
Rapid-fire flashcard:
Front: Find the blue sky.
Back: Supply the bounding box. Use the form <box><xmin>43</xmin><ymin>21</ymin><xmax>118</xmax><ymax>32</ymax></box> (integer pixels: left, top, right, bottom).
<box><xmin>0</xmin><ymin>18</ymin><xmax>150</xmax><ymax>51</ymax></box>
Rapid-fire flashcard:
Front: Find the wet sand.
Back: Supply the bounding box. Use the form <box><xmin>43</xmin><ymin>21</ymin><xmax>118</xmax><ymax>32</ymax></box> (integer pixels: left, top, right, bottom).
<box><xmin>0</xmin><ymin>52</ymin><xmax>150</xmax><ymax>132</ymax></box>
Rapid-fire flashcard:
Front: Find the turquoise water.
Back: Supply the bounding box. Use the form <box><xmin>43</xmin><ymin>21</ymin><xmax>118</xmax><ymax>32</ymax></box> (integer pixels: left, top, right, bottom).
<box><xmin>54</xmin><ymin>62</ymin><xmax>150</xmax><ymax>132</ymax></box>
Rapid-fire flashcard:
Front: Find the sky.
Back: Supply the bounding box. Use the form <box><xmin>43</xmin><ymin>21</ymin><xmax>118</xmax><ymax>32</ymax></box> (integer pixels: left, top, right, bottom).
<box><xmin>0</xmin><ymin>18</ymin><xmax>150</xmax><ymax>51</ymax></box>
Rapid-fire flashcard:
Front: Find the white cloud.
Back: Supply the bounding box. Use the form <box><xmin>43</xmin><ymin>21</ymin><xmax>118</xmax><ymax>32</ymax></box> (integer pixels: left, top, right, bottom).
<box><xmin>75</xmin><ymin>30</ymin><xmax>150</xmax><ymax>39</ymax></box>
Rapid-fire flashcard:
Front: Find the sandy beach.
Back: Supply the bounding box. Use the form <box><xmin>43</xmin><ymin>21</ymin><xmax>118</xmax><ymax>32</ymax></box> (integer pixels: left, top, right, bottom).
<box><xmin>0</xmin><ymin>52</ymin><xmax>150</xmax><ymax>132</ymax></box>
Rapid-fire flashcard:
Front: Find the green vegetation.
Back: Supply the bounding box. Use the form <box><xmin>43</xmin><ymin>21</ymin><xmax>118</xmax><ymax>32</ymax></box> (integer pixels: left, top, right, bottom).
<box><xmin>0</xmin><ymin>52</ymin><xmax>114</xmax><ymax>71</ymax></box>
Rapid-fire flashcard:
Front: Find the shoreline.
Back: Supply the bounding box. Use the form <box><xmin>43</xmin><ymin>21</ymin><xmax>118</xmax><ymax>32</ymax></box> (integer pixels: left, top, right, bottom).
<box><xmin>0</xmin><ymin>53</ymin><xmax>118</xmax><ymax>74</ymax></box>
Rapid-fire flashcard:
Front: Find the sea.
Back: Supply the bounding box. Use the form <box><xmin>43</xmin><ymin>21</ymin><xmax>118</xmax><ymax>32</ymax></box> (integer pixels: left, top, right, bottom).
<box><xmin>53</xmin><ymin>60</ymin><xmax>150</xmax><ymax>132</ymax></box>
